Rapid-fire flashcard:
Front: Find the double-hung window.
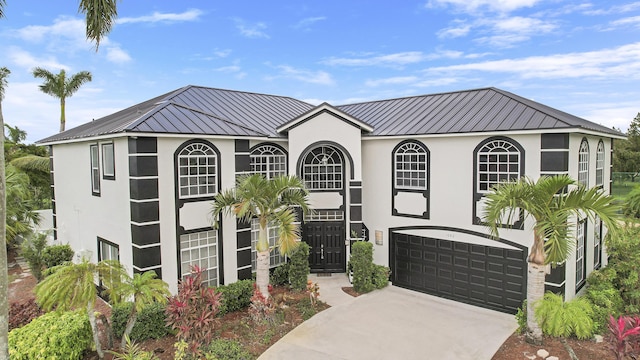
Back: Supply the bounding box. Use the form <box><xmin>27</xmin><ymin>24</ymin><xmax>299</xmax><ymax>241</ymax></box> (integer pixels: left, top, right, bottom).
<box><xmin>90</xmin><ymin>144</ymin><xmax>100</xmax><ymax>195</ymax></box>
<box><xmin>576</xmin><ymin>219</ymin><xmax>587</xmax><ymax>290</ymax></box>
<box><xmin>578</xmin><ymin>139</ymin><xmax>589</xmax><ymax>187</ymax></box>
<box><xmin>102</xmin><ymin>143</ymin><xmax>115</xmax><ymax>180</ymax></box>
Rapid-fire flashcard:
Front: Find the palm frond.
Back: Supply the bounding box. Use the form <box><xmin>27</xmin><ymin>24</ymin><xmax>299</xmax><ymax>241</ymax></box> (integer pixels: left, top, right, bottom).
<box><xmin>0</xmin><ymin>67</ymin><xmax>10</xmax><ymax>101</ymax></box>
<box><xmin>65</xmin><ymin>71</ymin><xmax>93</xmax><ymax>97</ymax></box>
<box><xmin>79</xmin><ymin>0</ymin><xmax>118</xmax><ymax>49</ymax></box>
<box><xmin>10</xmin><ymin>154</ymin><xmax>50</xmax><ymax>172</ymax></box>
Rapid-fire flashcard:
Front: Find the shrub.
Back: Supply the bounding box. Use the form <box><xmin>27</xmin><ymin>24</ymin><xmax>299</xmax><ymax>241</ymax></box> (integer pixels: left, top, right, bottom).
<box><xmin>535</xmin><ymin>292</ymin><xmax>595</xmax><ymax>339</ymax></box>
<box><xmin>41</xmin><ymin>244</ymin><xmax>74</xmax><ymax>268</ymax></box>
<box><xmin>9</xmin><ymin>298</ymin><xmax>44</xmax><ymax>330</ymax></box>
<box><xmin>585</xmin><ymin>274</ymin><xmax>625</xmax><ymax>334</ymax></box>
<box><xmin>296</xmin><ymin>297</ymin><xmax>319</xmax><ymax>321</ymax></box>
<box><xmin>515</xmin><ymin>300</ymin><xmax>527</xmax><ymax>334</ymax></box>
<box><xmin>8</xmin><ymin>310</ymin><xmax>92</xmax><ymax>360</ymax></box>
<box><xmin>20</xmin><ymin>233</ymin><xmax>47</xmax><ymax>281</ymax></box>
<box><xmin>289</xmin><ymin>242</ymin><xmax>310</xmax><ymax>291</ymax></box>
<box><xmin>202</xmin><ymin>339</ymin><xmax>252</xmax><ymax>360</ymax></box>
<box><xmin>217</xmin><ymin>279</ymin><xmax>254</xmax><ymax>315</ymax></box>
<box><xmin>249</xmin><ymin>285</ymin><xmax>275</xmax><ymax>324</ymax></box>
<box><xmin>372</xmin><ymin>264</ymin><xmax>390</xmax><ymax>290</ymax></box>
<box><xmin>351</xmin><ymin>241</ymin><xmax>374</xmax><ymax>293</ymax></box>
<box><xmin>608</xmin><ymin>315</ymin><xmax>640</xmax><ymax>360</ymax></box>
<box><xmin>271</xmin><ymin>263</ymin><xmax>290</xmax><ymax>286</ymax></box>
<box><xmin>165</xmin><ymin>266</ymin><xmax>222</xmax><ymax>355</ymax></box>
<box><xmin>603</xmin><ymin>226</ymin><xmax>640</xmax><ymax>313</ymax></box>
<box><xmin>108</xmin><ymin>335</ymin><xmax>159</xmax><ymax>360</ymax></box>
<box><xmin>112</xmin><ymin>302</ymin><xmax>170</xmax><ymax>341</ymax></box>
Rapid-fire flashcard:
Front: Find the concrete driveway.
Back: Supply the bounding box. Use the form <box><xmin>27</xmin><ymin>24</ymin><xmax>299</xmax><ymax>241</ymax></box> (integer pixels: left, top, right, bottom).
<box><xmin>259</xmin><ymin>282</ymin><xmax>516</xmax><ymax>360</ymax></box>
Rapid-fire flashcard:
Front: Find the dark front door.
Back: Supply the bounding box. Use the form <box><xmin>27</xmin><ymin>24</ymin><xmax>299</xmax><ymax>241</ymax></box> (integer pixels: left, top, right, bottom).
<box><xmin>303</xmin><ymin>221</ymin><xmax>346</xmax><ymax>272</ymax></box>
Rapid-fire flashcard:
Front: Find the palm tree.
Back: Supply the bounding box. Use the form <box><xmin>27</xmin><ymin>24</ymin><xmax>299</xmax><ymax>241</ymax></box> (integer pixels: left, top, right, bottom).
<box><xmin>35</xmin><ymin>260</ymin><xmax>127</xmax><ymax>359</ymax></box>
<box><xmin>5</xmin><ymin>165</ymin><xmax>41</xmax><ymax>244</ymax></box>
<box><xmin>0</xmin><ymin>66</ymin><xmax>10</xmax><ymax>360</ymax></box>
<box><xmin>211</xmin><ymin>174</ymin><xmax>310</xmax><ymax>297</ymax></box>
<box><xmin>32</xmin><ymin>67</ymin><xmax>92</xmax><ymax>132</ymax></box>
<box><xmin>107</xmin><ymin>271</ymin><xmax>170</xmax><ymax>349</ymax></box>
<box><xmin>482</xmin><ymin>174</ymin><xmax>620</xmax><ymax>344</ymax></box>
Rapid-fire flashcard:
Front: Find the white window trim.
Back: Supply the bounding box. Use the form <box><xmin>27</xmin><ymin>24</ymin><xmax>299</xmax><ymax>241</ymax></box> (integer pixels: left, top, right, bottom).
<box><xmin>477</xmin><ymin>139</ymin><xmax>521</xmax><ymax>194</ymax></box>
<box><xmin>578</xmin><ymin>139</ymin><xmax>589</xmax><ymax>187</ymax></box>
<box><xmin>575</xmin><ymin>219</ymin><xmax>586</xmax><ymax>288</ymax></box>
<box><xmin>90</xmin><ymin>144</ymin><xmax>100</xmax><ymax>195</ymax></box>
<box><xmin>177</xmin><ymin>143</ymin><xmax>217</xmax><ymax>199</ymax></box>
<box><xmin>250</xmin><ymin>144</ymin><xmax>287</xmax><ymax>180</ymax></box>
<box><xmin>302</xmin><ymin>146</ymin><xmax>343</xmax><ymax>190</ymax></box>
<box><xmin>179</xmin><ymin>230</ymin><xmax>219</xmax><ymax>287</ymax></box>
<box><xmin>101</xmin><ymin>142</ymin><xmax>115</xmax><ymax>179</ymax></box>
<box><xmin>595</xmin><ymin>141</ymin><xmax>604</xmax><ymax>187</ymax></box>
<box><xmin>394</xmin><ymin>141</ymin><xmax>428</xmax><ymax>190</ymax></box>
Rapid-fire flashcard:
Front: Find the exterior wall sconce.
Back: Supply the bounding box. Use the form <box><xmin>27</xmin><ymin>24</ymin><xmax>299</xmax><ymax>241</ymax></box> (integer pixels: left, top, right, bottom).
<box><xmin>375</xmin><ymin>230</ymin><xmax>383</xmax><ymax>245</ymax></box>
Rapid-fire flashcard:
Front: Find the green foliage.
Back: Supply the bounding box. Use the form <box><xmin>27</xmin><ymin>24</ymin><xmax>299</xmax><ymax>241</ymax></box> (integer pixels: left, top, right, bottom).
<box><xmin>624</xmin><ymin>185</ymin><xmax>640</xmax><ymax>218</ymax></box>
<box><xmin>515</xmin><ymin>300</ymin><xmax>527</xmax><ymax>334</ymax></box>
<box><xmin>614</xmin><ymin>113</ymin><xmax>640</xmax><ymax>173</ymax></box>
<box><xmin>535</xmin><ymin>292</ymin><xmax>595</xmax><ymax>339</ymax></box>
<box><xmin>372</xmin><ymin>264</ymin><xmax>390</xmax><ymax>290</ymax></box>
<box><xmin>271</xmin><ymin>263</ymin><xmax>291</xmax><ymax>286</ymax></box>
<box><xmin>217</xmin><ymin>279</ymin><xmax>254</xmax><ymax>315</ymax></box>
<box><xmin>41</xmin><ymin>244</ymin><xmax>74</xmax><ymax>268</ymax></box>
<box><xmin>351</xmin><ymin>241</ymin><xmax>374</xmax><ymax>293</ymax></box>
<box><xmin>5</xmin><ymin>165</ymin><xmax>42</xmax><ymax>245</ymax></box>
<box><xmin>108</xmin><ymin>335</ymin><xmax>159</xmax><ymax>360</ymax></box>
<box><xmin>201</xmin><ymin>339</ymin><xmax>252</xmax><ymax>360</ymax></box>
<box><xmin>289</xmin><ymin>242</ymin><xmax>310</xmax><ymax>291</ymax></box>
<box><xmin>296</xmin><ymin>297</ymin><xmax>319</xmax><ymax>321</ymax></box>
<box><xmin>20</xmin><ymin>232</ymin><xmax>47</xmax><ymax>281</ymax></box>
<box><xmin>111</xmin><ymin>302</ymin><xmax>170</xmax><ymax>341</ymax></box>
<box><xmin>8</xmin><ymin>311</ymin><xmax>92</xmax><ymax>360</ymax></box>
<box><xmin>604</xmin><ymin>226</ymin><xmax>640</xmax><ymax>313</ymax></box>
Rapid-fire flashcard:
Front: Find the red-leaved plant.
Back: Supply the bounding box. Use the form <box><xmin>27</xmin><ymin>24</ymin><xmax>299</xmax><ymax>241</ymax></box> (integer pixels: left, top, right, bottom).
<box><xmin>608</xmin><ymin>315</ymin><xmax>640</xmax><ymax>360</ymax></box>
<box><xmin>165</xmin><ymin>265</ymin><xmax>222</xmax><ymax>354</ymax></box>
<box><xmin>249</xmin><ymin>283</ymin><xmax>275</xmax><ymax>324</ymax></box>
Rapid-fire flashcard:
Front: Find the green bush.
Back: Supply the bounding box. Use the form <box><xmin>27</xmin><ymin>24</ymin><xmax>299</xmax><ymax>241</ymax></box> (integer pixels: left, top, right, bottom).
<box><xmin>624</xmin><ymin>185</ymin><xmax>640</xmax><ymax>218</ymax></box>
<box><xmin>9</xmin><ymin>310</ymin><xmax>92</xmax><ymax>360</ymax></box>
<box><xmin>271</xmin><ymin>263</ymin><xmax>290</xmax><ymax>286</ymax></box>
<box><xmin>112</xmin><ymin>302</ymin><xmax>171</xmax><ymax>341</ymax></box>
<box><xmin>585</xmin><ymin>268</ymin><xmax>625</xmax><ymax>334</ymax></box>
<box><xmin>515</xmin><ymin>300</ymin><xmax>527</xmax><ymax>334</ymax></box>
<box><xmin>217</xmin><ymin>279</ymin><xmax>254</xmax><ymax>315</ymax></box>
<box><xmin>201</xmin><ymin>339</ymin><xmax>252</xmax><ymax>360</ymax></box>
<box><xmin>289</xmin><ymin>242</ymin><xmax>310</xmax><ymax>291</ymax></box>
<box><xmin>535</xmin><ymin>292</ymin><xmax>595</xmax><ymax>339</ymax></box>
<box><xmin>603</xmin><ymin>226</ymin><xmax>640</xmax><ymax>313</ymax></box>
<box><xmin>372</xmin><ymin>264</ymin><xmax>390</xmax><ymax>290</ymax></box>
<box><xmin>351</xmin><ymin>241</ymin><xmax>374</xmax><ymax>293</ymax></box>
<box><xmin>42</xmin><ymin>244</ymin><xmax>74</xmax><ymax>268</ymax></box>
<box><xmin>20</xmin><ymin>233</ymin><xmax>47</xmax><ymax>281</ymax></box>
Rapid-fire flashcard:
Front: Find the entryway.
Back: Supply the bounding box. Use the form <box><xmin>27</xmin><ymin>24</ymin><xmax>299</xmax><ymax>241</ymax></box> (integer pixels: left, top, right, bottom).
<box><xmin>303</xmin><ymin>221</ymin><xmax>346</xmax><ymax>273</ymax></box>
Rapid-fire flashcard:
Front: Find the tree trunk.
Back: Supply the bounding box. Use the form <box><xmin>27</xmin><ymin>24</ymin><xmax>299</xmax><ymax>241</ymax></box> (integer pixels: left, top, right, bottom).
<box><xmin>87</xmin><ymin>301</ymin><xmax>104</xmax><ymax>359</ymax></box>
<box><xmin>0</xmin><ymin>99</ymin><xmax>9</xmax><ymax>359</ymax></box>
<box><xmin>121</xmin><ymin>307</ymin><xmax>138</xmax><ymax>349</ymax></box>
<box><xmin>526</xmin><ymin>261</ymin><xmax>545</xmax><ymax>345</ymax></box>
<box><xmin>255</xmin><ymin>221</ymin><xmax>271</xmax><ymax>297</ymax></box>
<box><xmin>59</xmin><ymin>98</ymin><xmax>65</xmax><ymax>132</ymax></box>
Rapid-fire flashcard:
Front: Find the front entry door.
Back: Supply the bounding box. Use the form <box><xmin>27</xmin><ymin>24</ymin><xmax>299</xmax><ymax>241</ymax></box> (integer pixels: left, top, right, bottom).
<box><xmin>303</xmin><ymin>221</ymin><xmax>346</xmax><ymax>272</ymax></box>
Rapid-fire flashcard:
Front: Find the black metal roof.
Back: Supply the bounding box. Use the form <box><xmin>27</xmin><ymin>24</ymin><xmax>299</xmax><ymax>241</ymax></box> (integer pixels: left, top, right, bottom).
<box><xmin>37</xmin><ymin>86</ymin><xmax>622</xmax><ymax>144</ymax></box>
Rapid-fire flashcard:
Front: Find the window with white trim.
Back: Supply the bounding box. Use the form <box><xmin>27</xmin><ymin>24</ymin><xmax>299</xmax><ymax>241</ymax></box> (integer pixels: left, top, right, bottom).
<box><xmin>594</xmin><ymin>216</ymin><xmax>602</xmax><ymax>270</ymax></box>
<box><xmin>90</xmin><ymin>144</ymin><xmax>100</xmax><ymax>195</ymax></box>
<box><xmin>302</xmin><ymin>145</ymin><xmax>343</xmax><ymax>190</ymax></box>
<box><xmin>178</xmin><ymin>143</ymin><xmax>217</xmax><ymax>199</ymax></box>
<box><xmin>578</xmin><ymin>139</ymin><xmax>589</xmax><ymax>187</ymax></box>
<box><xmin>98</xmin><ymin>238</ymin><xmax>119</xmax><ymax>262</ymax></box>
<box><xmin>179</xmin><ymin>230</ymin><xmax>218</xmax><ymax>287</ymax></box>
<box><xmin>595</xmin><ymin>140</ymin><xmax>605</xmax><ymax>187</ymax></box>
<box><xmin>576</xmin><ymin>219</ymin><xmax>587</xmax><ymax>289</ymax></box>
<box><xmin>250</xmin><ymin>144</ymin><xmax>286</xmax><ymax>179</ymax></box>
<box><xmin>251</xmin><ymin>219</ymin><xmax>284</xmax><ymax>271</ymax></box>
<box><xmin>394</xmin><ymin>141</ymin><xmax>428</xmax><ymax>190</ymax></box>
<box><xmin>102</xmin><ymin>143</ymin><xmax>115</xmax><ymax>180</ymax></box>
<box><xmin>477</xmin><ymin>139</ymin><xmax>521</xmax><ymax>193</ymax></box>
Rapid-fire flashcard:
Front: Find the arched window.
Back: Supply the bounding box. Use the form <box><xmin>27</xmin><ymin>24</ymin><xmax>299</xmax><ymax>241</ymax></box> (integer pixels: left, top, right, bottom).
<box><xmin>301</xmin><ymin>145</ymin><xmax>343</xmax><ymax>190</ymax></box>
<box><xmin>578</xmin><ymin>139</ymin><xmax>589</xmax><ymax>187</ymax></box>
<box><xmin>595</xmin><ymin>140</ymin><xmax>605</xmax><ymax>187</ymax></box>
<box><xmin>177</xmin><ymin>142</ymin><xmax>217</xmax><ymax>199</ymax></box>
<box><xmin>476</xmin><ymin>138</ymin><xmax>522</xmax><ymax>193</ymax></box>
<box><xmin>250</xmin><ymin>144</ymin><xmax>287</xmax><ymax>179</ymax></box>
<box><xmin>394</xmin><ymin>141</ymin><xmax>428</xmax><ymax>190</ymax></box>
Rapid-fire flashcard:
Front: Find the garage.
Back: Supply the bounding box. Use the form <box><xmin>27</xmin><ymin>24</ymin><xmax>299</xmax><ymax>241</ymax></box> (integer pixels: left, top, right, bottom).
<box><xmin>390</xmin><ymin>228</ymin><xmax>527</xmax><ymax>314</ymax></box>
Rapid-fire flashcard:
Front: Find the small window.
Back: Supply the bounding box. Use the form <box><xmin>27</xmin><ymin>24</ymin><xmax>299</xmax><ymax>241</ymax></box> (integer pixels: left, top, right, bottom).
<box><xmin>98</xmin><ymin>237</ymin><xmax>119</xmax><ymax>262</ymax></box>
<box><xmin>576</xmin><ymin>219</ymin><xmax>587</xmax><ymax>290</ymax></box>
<box><xmin>578</xmin><ymin>139</ymin><xmax>589</xmax><ymax>187</ymax></box>
<box><xmin>179</xmin><ymin>230</ymin><xmax>218</xmax><ymax>287</ymax></box>
<box><xmin>177</xmin><ymin>142</ymin><xmax>217</xmax><ymax>199</ymax></box>
<box><xmin>595</xmin><ymin>141</ymin><xmax>605</xmax><ymax>187</ymax></box>
<box><xmin>90</xmin><ymin>144</ymin><xmax>100</xmax><ymax>196</ymax></box>
<box><xmin>102</xmin><ymin>143</ymin><xmax>115</xmax><ymax>180</ymax></box>
<box><xmin>394</xmin><ymin>141</ymin><xmax>428</xmax><ymax>190</ymax></box>
<box><xmin>251</xmin><ymin>218</ymin><xmax>284</xmax><ymax>271</ymax></box>
<box><xmin>250</xmin><ymin>144</ymin><xmax>287</xmax><ymax>179</ymax></box>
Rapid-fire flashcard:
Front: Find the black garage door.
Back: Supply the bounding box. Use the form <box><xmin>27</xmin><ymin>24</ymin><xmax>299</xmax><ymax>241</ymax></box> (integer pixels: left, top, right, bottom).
<box><xmin>391</xmin><ymin>232</ymin><xmax>526</xmax><ymax>314</ymax></box>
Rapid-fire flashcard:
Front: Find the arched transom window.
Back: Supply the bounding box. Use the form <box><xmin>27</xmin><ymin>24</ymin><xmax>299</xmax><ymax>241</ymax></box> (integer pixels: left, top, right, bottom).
<box><xmin>302</xmin><ymin>145</ymin><xmax>343</xmax><ymax>190</ymax></box>
<box><xmin>394</xmin><ymin>141</ymin><xmax>428</xmax><ymax>190</ymax></box>
<box><xmin>178</xmin><ymin>142</ymin><xmax>217</xmax><ymax>199</ymax></box>
<box><xmin>578</xmin><ymin>139</ymin><xmax>589</xmax><ymax>187</ymax></box>
<box><xmin>595</xmin><ymin>140</ymin><xmax>605</xmax><ymax>187</ymax></box>
<box><xmin>477</xmin><ymin>139</ymin><xmax>521</xmax><ymax>193</ymax></box>
<box><xmin>250</xmin><ymin>144</ymin><xmax>286</xmax><ymax>179</ymax></box>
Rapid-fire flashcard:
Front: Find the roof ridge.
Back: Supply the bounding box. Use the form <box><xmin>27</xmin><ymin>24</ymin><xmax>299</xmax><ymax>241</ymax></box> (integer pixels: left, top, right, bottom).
<box><xmin>337</xmin><ymin>87</ymin><xmax>494</xmax><ymax>107</ymax></box>
<box><xmin>179</xmin><ymin>84</ymin><xmax>315</xmax><ymax>106</ymax></box>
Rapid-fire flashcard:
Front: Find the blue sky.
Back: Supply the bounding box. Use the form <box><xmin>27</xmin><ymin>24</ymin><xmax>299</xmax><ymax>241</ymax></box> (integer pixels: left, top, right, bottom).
<box><xmin>1</xmin><ymin>0</ymin><xmax>639</xmax><ymax>143</ymax></box>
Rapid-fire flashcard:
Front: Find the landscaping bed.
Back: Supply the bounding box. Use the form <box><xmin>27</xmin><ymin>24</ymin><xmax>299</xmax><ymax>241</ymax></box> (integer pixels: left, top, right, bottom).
<box><xmin>492</xmin><ymin>332</ymin><xmax>611</xmax><ymax>359</ymax></box>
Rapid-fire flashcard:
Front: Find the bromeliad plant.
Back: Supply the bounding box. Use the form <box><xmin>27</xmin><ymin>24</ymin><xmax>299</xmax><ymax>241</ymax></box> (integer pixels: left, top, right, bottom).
<box><xmin>608</xmin><ymin>315</ymin><xmax>640</xmax><ymax>360</ymax></box>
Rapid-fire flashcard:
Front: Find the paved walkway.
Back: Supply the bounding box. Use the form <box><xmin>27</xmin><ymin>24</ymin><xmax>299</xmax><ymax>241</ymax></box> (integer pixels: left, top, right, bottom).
<box><xmin>260</xmin><ymin>273</ymin><xmax>516</xmax><ymax>360</ymax></box>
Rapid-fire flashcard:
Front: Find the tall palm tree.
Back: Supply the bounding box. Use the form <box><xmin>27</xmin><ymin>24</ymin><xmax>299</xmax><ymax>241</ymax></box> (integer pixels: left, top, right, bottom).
<box><xmin>482</xmin><ymin>174</ymin><xmax>620</xmax><ymax>344</ymax></box>
<box><xmin>35</xmin><ymin>260</ymin><xmax>127</xmax><ymax>359</ymax></box>
<box><xmin>0</xmin><ymin>66</ymin><xmax>10</xmax><ymax>360</ymax></box>
<box><xmin>32</xmin><ymin>67</ymin><xmax>92</xmax><ymax>132</ymax></box>
<box><xmin>106</xmin><ymin>271</ymin><xmax>170</xmax><ymax>349</ymax></box>
<box><xmin>211</xmin><ymin>174</ymin><xmax>310</xmax><ymax>297</ymax></box>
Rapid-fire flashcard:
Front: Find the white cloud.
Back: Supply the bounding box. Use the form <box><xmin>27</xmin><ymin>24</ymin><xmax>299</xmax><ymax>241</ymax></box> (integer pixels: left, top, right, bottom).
<box><xmin>117</xmin><ymin>9</ymin><xmax>204</xmax><ymax>24</ymax></box>
<box><xmin>581</xmin><ymin>105</ymin><xmax>639</xmax><ymax>132</ymax></box>
<box><xmin>427</xmin><ymin>0</ymin><xmax>541</xmax><ymax>14</ymax></box>
<box><xmin>426</xmin><ymin>42</ymin><xmax>640</xmax><ymax>80</ymax></box>
<box><xmin>611</xmin><ymin>15</ymin><xmax>640</xmax><ymax>28</ymax></box>
<box><xmin>234</xmin><ymin>19</ymin><xmax>270</xmax><ymax>39</ymax></box>
<box><xmin>323</xmin><ymin>51</ymin><xmax>427</xmax><ymax>67</ymax></box>
<box><xmin>106</xmin><ymin>46</ymin><xmax>132</xmax><ymax>64</ymax></box>
<box><xmin>293</xmin><ymin>16</ymin><xmax>326</xmax><ymax>30</ymax></box>
<box><xmin>437</xmin><ymin>23</ymin><xmax>471</xmax><ymax>38</ymax></box>
<box><xmin>584</xmin><ymin>1</ymin><xmax>640</xmax><ymax>15</ymax></box>
<box><xmin>6</xmin><ymin>47</ymin><xmax>68</xmax><ymax>71</ymax></box>
<box><xmin>272</xmin><ymin>65</ymin><xmax>334</xmax><ymax>85</ymax></box>
<box><xmin>365</xmin><ymin>76</ymin><xmax>419</xmax><ymax>87</ymax></box>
